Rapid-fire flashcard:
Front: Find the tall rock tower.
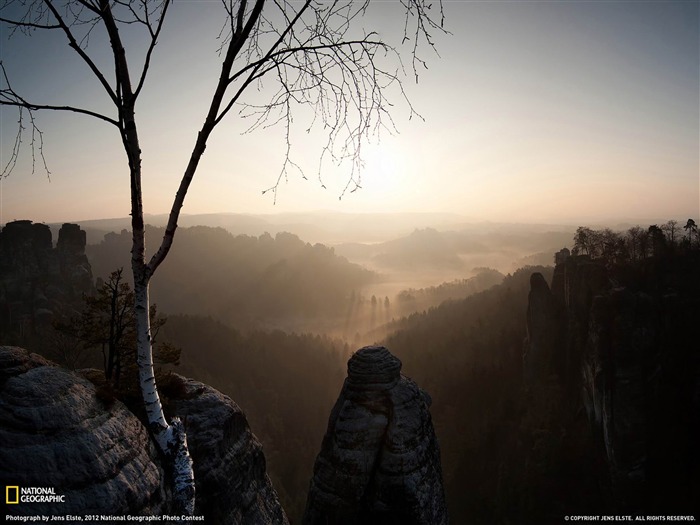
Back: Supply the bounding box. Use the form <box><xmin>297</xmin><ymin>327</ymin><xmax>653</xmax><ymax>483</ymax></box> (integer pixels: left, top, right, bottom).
<box><xmin>303</xmin><ymin>345</ymin><xmax>448</xmax><ymax>525</ymax></box>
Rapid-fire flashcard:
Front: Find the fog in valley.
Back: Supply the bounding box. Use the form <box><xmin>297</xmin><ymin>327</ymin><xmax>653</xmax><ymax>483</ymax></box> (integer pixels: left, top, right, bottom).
<box><xmin>21</xmin><ymin>211</ymin><xmax>581</xmax><ymax>520</ymax></box>
<box><xmin>5</xmin><ymin>213</ymin><xmax>699</xmax><ymax>523</ymax></box>
<box><xmin>15</xmin><ymin>211</ymin><xmax>688</xmax><ymax>522</ymax></box>
<box><xmin>73</xmin><ymin>212</ymin><xmax>573</xmax><ymax>341</ymax></box>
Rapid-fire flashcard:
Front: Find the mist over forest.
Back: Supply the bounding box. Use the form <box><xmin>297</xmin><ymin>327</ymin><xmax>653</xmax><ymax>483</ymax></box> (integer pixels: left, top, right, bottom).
<box><xmin>78</xmin><ymin>213</ymin><xmax>574</xmax><ymax>339</ymax></box>
<box><xmin>3</xmin><ymin>212</ymin><xmax>699</xmax><ymax>523</ymax></box>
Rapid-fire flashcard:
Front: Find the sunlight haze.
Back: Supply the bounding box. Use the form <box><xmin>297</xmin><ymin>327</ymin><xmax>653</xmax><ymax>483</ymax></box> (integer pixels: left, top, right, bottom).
<box><xmin>0</xmin><ymin>0</ymin><xmax>698</xmax><ymax>225</ymax></box>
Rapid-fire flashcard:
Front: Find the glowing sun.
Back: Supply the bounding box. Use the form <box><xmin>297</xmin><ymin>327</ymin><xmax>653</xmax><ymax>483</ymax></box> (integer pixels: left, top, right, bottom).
<box><xmin>361</xmin><ymin>142</ymin><xmax>403</xmax><ymax>195</ymax></box>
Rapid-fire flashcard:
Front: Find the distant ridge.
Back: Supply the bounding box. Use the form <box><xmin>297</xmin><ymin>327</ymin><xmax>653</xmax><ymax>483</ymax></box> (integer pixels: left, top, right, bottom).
<box><xmin>48</xmin><ymin>211</ymin><xmax>471</xmax><ymax>245</ymax></box>
<box><xmin>43</xmin><ymin>212</ymin><xmax>686</xmax><ymax>247</ymax></box>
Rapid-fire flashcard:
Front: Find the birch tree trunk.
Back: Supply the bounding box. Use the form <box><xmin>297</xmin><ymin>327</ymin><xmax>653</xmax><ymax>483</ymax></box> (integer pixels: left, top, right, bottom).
<box><xmin>133</xmin><ymin>271</ymin><xmax>194</xmax><ymax>514</ymax></box>
<box><xmin>97</xmin><ymin>0</ymin><xmax>195</xmax><ymax>513</ymax></box>
<box><xmin>127</xmin><ymin>113</ymin><xmax>195</xmax><ymax>515</ymax></box>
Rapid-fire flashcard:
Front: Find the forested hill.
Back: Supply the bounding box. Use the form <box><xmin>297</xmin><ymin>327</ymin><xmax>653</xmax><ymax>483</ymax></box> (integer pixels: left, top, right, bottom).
<box><xmin>86</xmin><ymin>226</ymin><xmax>375</xmax><ymax>327</ymax></box>
<box><xmin>385</xmin><ymin>265</ymin><xmax>551</xmax><ymax>377</ymax></box>
<box><xmin>382</xmin><ymin>265</ymin><xmax>556</xmax><ymax>522</ymax></box>
<box><xmin>380</xmin><ymin>222</ymin><xmax>700</xmax><ymax>523</ymax></box>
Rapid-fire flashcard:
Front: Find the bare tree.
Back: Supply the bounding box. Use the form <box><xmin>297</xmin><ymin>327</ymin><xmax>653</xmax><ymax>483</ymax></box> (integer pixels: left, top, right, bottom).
<box><xmin>661</xmin><ymin>219</ymin><xmax>679</xmax><ymax>245</ymax></box>
<box><xmin>626</xmin><ymin>226</ymin><xmax>644</xmax><ymax>261</ymax></box>
<box><xmin>0</xmin><ymin>0</ymin><xmax>445</xmax><ymax>513</ymax></box>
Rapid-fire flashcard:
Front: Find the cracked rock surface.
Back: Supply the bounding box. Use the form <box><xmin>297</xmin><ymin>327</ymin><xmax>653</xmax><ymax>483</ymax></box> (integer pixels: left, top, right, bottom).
<box><xmin>303</xmin><ymin>345</ymin><xmax>448</xmax><ymax>525</ymax></box>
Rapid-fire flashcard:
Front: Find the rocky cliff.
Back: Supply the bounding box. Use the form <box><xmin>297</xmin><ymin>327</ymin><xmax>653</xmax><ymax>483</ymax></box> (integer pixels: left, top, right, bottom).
<box><xmin>0</xmin><ymin>346</ymin><xmax>289</xmax><ymax>524</ymax></box>
<box><xmin>523</xmin><ymin>272</ymin><xmax>564</xmax><ymax>385</ymax></box>
<box><xmin>303</xmin><ymin>345</ymin><xmax>448</xmax><ymax>525</ymax></box>
<box><xmin>0</xmin><ymin>220</ymin><xmax>94</xmax><ymax>344</ymax></box>
<box><xmin>162</xmin><ymin>375</ymin><xmax>290</xmax><ymax>525</ymax></box>
<box><xmin>0</xmin><ymin>346</ymin><xmax>167</xmax><ymax>518</ymax></box>
<box><xmin>524</xmin><ymin>253</ymin><xmax>700</xmax><ymax>514</ymax></box>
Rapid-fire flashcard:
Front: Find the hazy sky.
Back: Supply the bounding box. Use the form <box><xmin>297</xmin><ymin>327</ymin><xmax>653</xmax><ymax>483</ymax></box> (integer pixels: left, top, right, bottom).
<box><xmin>1</xmin><ymin>0</ymin><xmax>698</xmax><ymax>225</ymax></box>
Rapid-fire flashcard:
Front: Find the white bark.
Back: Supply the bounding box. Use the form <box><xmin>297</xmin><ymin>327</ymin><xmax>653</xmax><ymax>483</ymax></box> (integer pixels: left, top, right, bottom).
<box><xmin>133</xmin><ymin>266</ymin><xmax>195</xmax><ymax>513</ymax></box>
<box><xmin>133</xmin><ymin>276</ymin><xmax>168</xmax><ymax>438</ymax></box>
<box><xmin>169</xmin><ymin>417</ymin><xmax>196</xmax><ymax>515</ymax></box>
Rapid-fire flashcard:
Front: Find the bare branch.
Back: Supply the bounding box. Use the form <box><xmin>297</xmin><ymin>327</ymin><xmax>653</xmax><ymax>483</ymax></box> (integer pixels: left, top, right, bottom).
<box><xmin>1</xmin><ymin>106</ymin><xmax>24</xmax><ymax>178</ymax></box>
<box><xmin>147</xmin><ymin>0</ymin><xmax>268</xmax><ymax>275</ymax></box>
<box><xmin>207</xmin><ymin>0</ymin><xmax>444</xmax><ymax>201</ymax></box>
<box><xmin>0</xmin><ymin>0</ymin><xmax>61</xmax><ymax>33</ymax></box>
<box><xmin>26</xmin><ymin>105</ymin><xmax>51</xmax><ymax>178</ymax></box>
<box><xmin>41</xmin><ymin>0</ymin><xmax>120</xmax><ymax>105</ymax></box>
<box><xmin>133</xmin><ymin>0</ymin><xmax>170</xmax><ymax>100</ymax></box>
<box><xmin>235</xmin><ymin>0</ymin><xmax>247</xmax><ymax>35</ymax></box>
<box><xmin>0</xmin><ymin>15</ymin><xmax>59</xmax><ymax>29</ymax></box>
<box><xmin>0</xmin><ymin>104</ymin><xmax>51</xmax><ymax>179</ymax></box>
<box><xmin>401</xmin><ymin>0</ymin><xmax>448</xmax><ymax>82</ymax></box>
<box><xmin>0</xmin><ymin>98</ymin><xmax>120</xmax><ymax>125</ymax></box>
<box><xmin>0</xmin><ymin>60</ymin><xmax>119</xmax><ymax>126</ymax></box>
<box><xmin>261</xmin><ymin>76</ymin><xmax>305</xmax><ymax>203</ymax></box>
<box><xmin>1</xmin><ymin>55</ymin><xmax>114</xmax><ymax>179</ymax></box>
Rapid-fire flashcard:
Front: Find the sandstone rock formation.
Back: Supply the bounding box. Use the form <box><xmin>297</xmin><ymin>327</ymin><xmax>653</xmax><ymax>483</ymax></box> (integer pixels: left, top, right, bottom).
<box><xmin>162</xmin><ymin>375</ymin><xmax>290</xmax><ymax>525</ymax></box>
<box><xmin>303</xmin><ymin>345</ymin><xmax>448</xmax><ymax>525</ymax></box>
<box><xmin>582</xmin><ymin>289</ymin><xmax>656</xmax><ymax>510</ymax></box>
<box><xmin>524</xmin><ymin>254</ymin><xmax>700</xmax><ymax>514</ymax></box>
<box><xmin>554</xmin><ymin>256</ymin><xmax>609</xmax><ymax>389</ymax></box>
<box><xmin>0</xmin><ymin>345</ymin><xmax>167</xmax><ymax>519</ymax></box>
<box><xmin>56</xmin><ymin>222</ymin><xmax>93</xmax><ymax>296</ymax></box>
<box><xmin>0</xmin><ymin>221</ymin><xmax>94</xmax><ymax>343</ymax></box>
<box><xmin>0</xmin><ymin>346</ymin><xmax>289</xmax><ymax>524</ymax></box>
<box><xmin>523</xmin><ymin>272</ymin><xmax>563</xmax><ymax>385</ymax></box>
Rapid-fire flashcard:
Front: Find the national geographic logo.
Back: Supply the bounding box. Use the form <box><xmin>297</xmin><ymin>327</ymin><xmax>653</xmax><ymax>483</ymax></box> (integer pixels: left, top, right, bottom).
<box><xmin>6</xmin><ymin>486</ymin><xmax>18</xmax><ymax>504</ymax></box>
<box><xmin>5</xmin><ymin>486</ymin><xmax>65</xmax><ymax>504</ymax></box>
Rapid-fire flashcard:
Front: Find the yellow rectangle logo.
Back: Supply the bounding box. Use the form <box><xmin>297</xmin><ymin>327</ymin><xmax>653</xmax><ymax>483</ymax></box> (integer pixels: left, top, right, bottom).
<box><xmin>6</xmin><ymin>485</ymin><xmax>19</xmax><ymax>504</ymax></box>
